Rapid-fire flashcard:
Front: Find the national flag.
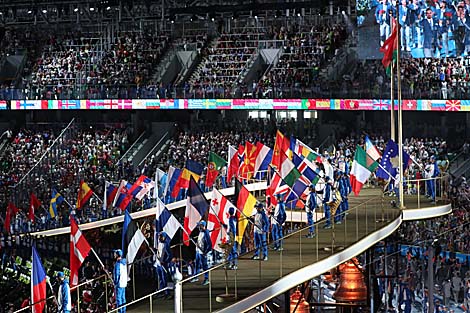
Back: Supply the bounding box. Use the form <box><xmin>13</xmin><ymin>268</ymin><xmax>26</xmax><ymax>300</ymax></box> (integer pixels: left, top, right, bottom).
<box><xmin>113</xmin><ymin>180</ymin><xmax>133</xmax><ymax>211</ymax></box>
<box><xmin>155</xmin><ymin>198</ymin><xmax>181</xmax><ymax>240</ymax></box>
<box><xmin>29</xmin><ymin>193</ymin><xmax>41</xmax><ymax>222</ymax></box>
<box><xmin>350</xmin><ymin>145</ymin><xmax>379</xmax><ymax>196</ymax></box>
<box><xmin>376</xmin><ymin>139</ymin><xmax>411</xmax><ymax>180</ymax></box>
<box><xmin>446</xmin><ymin>100</ymin><xmax>461</xmax><ymax>111</ymax></box>
<box><xmin>379</xmin><ymin>17</ymin><xmax>397</xmax><ymax>76</ymax></box>
<box><xmin>365</xmin><ymin>135</ymin><xmax>382</xmax><ymax>161</ymax></box>
<box><xmin>174</xmin><ymin>160</ymin><xmax>205</xmax><ymax>193</ymax></box>
<box><xmin>279</xmin><ymin>153</ymin><xmax>302</xmax><ymax>187</ymax></box>
<box><xmin>135</xmin><ymin>176</ymin><xmax>156</xmax><ymax>200</ymax></box>
<box><xmin>227</xmin><ymin>144</ymin><xmax>244</xmax><ymax>181</ymax></box>
<box><xmin>284</xmin><ymin>176</ymin><xmax>311</xmax><ymax>209</ymax></box>
<box><xmin>239</xmin><ymin>141</ymin><xmax>258</xmax><ymax>180</ymax></box>
<box><xmin>292</xmin><ymin>152</ymin><xmax>321</xmax><ymax>186</ymax></box>
<box><xmin>208</xmin><ymin>189</ymin><xmax>234</xmax><ymax>252</ymax></box>
<box><xmin>4</xmin><ymin>202</ymin><xmax>13</xmax><ymax>234</ymax></box>
<box><xmin>154</xmin><ymin>168</ymin><xmax>167</xmax><ymax>198</ymax></box>
<box><xmin>31</xmin><ymin>246</ymin><xmax>47</xmax><ymax>313</ymax></box>
<box><xmin>293</xmin><ymin>138</ymin><xmax>322</xmax><ymax>164</ymax></box>
<box><xmin>233</xmin><ymin>179</ymin><xmax>257</xmax><ymax>244</ymax></box>
<box><xmin>253</xmin><ymin>142</ymin><xmax>273</xmax><ymax>180</ymax></box>
<box><xmin>105</xmin><ymin>182</ymin><xmax>118</xmax><ymax>209</ymax></box>
<box><xmin>271</xmin><ymin>130</ymin><xmax>290</xmax><ymax>169</ymax></box>
<box><xmin>49</xmin><ymin>188</ymin><xmax>64</xmax><ymax>219</ymax></box>
<box><xmin>373</xmin><ymin>99</ymin><xmax>390</xmax><ymax>110</ymax></box>
<box><xmin>76</xmin><ymin>181</ymin><xmax>93</xmax><ymax>210</ymax></box>
<box><xmin>128</xmin><ymin>175</ymin><xmax>155</xmax><ymax>200</ymax></box>
<box><xmin>168</xmin><ymin>166</ymin><xmax>182</xmax><ymax>199</ymax></box>
<box><xmin>266</xmin><ymin>170</ymin><xmax>290</xmax><ymax>208</ymax></box>
<box><xmin>183</xmin><ymin>177</ymin><xmax>209</xmax><ymax>245</ymax></box>
<box><xmin>122</xmin><ymin>210</ymin><xmax>146</xmax><ymax>265</ymax></box>
<box><xmin>70</xmin><ymin>216</ymin><xmax>91</xmax><ymax>286</ymax></box>
<box><xmin>206</xmin><ymin>152</ymin><xmax>227</xmax><ymax>188</ymax></box>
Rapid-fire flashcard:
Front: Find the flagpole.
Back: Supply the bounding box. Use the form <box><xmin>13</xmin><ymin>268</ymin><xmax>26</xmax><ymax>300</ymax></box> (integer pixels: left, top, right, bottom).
<box><xmin>395</xmin><ymin>5</ymin><xmax>405</xmax><ymax>209</ymax></box>
<box><xmin>91</xmin><ymin>191</ymin><xmax>103</xmax><ymax>203</ymax></box>
<box><xmin>390</xmin><ymin>62</ymin><xmax>395</xmax><ymax>141</ymax></box>
<box><xmin>61</xmin><ymin>197</ymin><xmax>76</xmax><ymax>211</ymax></box>
<box><xmin>90</xmin><ymin>247</ymin><xmax>114</xmax><ymax>284</ymax></box>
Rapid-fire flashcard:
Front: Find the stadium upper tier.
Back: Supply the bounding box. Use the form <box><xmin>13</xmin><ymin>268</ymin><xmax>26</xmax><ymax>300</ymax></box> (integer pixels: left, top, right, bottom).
<box><xmin>0</xmin><ymin>13</ymin><xmax>353</xmax><ymax>100</ymax></box>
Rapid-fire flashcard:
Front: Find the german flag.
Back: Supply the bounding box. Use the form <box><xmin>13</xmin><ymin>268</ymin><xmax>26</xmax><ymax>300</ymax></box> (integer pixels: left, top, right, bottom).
<box><xmin>76</xmin><ymin>181</ymin><xmax>93</xmax><ymax>210</ymax></box>
<box><xmin>233</xmin><ymin>179</ymin><xmax>257</xmax><ymax>244</ymax></box>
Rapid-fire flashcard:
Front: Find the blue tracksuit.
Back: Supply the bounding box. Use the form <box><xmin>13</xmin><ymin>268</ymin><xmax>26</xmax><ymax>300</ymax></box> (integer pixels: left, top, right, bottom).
<box><xmin>228</xmin><ymin>215</ymin><xmax>238</xmax><ymax>266</ymax></box>
<box><xmin>306</xmin><ymin>191</ymin><xmax>316</xmax><ymax>234</ymax></box>
<box><xmin>157</xmin><ymin>234</ymin><xmax>172</xmax><ymax>295</ymax></box>
<box><xmin>254</xmin><ymin>210</ymin><xmax>269</xmax><ymax>258</ymax></box>
<box><xmin>195</xmin><ymin>228</ymin><xmax>212</xmax><ymax>280</ymax></box>
<box><xmin>58</xmin><ymin>278</ymin><xmax>71</xmax><ymax>313</ymax></box>
<box><xmin>113</xmin><ymin>258</ymin><xmax>127</xmax><ymax>313</ymax></box>
<box><xmin>271</xmin><ymin>201</ymin><xmax>286</xmax><ymax>249</ymax></box>
<box><xmin>323</xmin><ymin>183</ymin><xmax>332</xmax><ymax>227</ymax></box>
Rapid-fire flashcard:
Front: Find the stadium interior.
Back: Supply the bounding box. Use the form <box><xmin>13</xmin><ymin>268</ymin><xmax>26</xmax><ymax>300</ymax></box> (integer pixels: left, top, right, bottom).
<box><xmin>0</xmin><ymin>0</ymin><xmax>470</xmax><ymax>313</ymax></box>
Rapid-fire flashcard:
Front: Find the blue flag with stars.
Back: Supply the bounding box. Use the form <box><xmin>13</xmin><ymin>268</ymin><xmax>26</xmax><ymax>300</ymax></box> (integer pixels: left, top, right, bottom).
<box><xmin>376</xmin><ymin>139</ymin><xmax>411</xmax><ymax>180</ymax></box>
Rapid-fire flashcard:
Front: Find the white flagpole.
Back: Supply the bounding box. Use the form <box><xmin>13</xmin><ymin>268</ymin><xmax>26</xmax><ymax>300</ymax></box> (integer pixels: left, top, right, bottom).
<box><xmin>153</xmin><ymin>169</ymin><xmax>159</xmax><ymax>199</ymax></box>
<box><xmin>103</xmin><ymin>181</ymin><xmax>109</xmax><ymax>211</ymax></box>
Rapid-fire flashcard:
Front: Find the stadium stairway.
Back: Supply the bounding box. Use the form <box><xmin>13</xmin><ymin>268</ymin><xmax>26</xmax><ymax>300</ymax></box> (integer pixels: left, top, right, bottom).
<box><xmin>450</xmin><ymin>151</ymin><xmax>470</xmax><ymax>179</ymax></box>
<box><xmin>122</xmin><ymin>182</ymin><xmax>451</xmax><ymax>312</ymax></box>
<box><xmin>118</xmin><ymin>122</ymin><xmax>175</xmax><ymax>166</ymax></box>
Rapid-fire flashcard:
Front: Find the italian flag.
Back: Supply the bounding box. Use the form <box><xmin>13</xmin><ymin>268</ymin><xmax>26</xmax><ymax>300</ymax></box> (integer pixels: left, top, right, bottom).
<box><xmin>350</xmin><ymin>145</ymin><xmax>379</xmax><ymax>196</ymax></box>
<box><xmin>379</xmin><ymin>17</ymin><xmax>397</xmax><ymax>76</ymax></box>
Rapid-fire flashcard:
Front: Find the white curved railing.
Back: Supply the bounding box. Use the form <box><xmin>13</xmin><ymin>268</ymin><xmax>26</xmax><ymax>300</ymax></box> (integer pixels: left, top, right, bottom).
<box><xmin>28</xmin><ymin>181</ymin><xmax>268</xmax><ymax>237</ymax></box>
<box><xmin>215</xmin><ymin>201</ymin><xmax>451</xmax><ymax>313</ymax></box>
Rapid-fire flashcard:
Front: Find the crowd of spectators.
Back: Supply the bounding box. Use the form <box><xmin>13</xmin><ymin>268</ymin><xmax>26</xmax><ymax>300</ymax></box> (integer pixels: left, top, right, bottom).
<box><xmin>0</xmin><ymin>120</ymin><xmax>468</xmax><ymax>312</ymax></box>
<box><xmin>380</xmin><ymin>173</ymin><xmax>470</xmax><ymax>312</ymax></box>
<box><xmin>187</xmin><ymin>28</ymin><xmax>263</xmax><ymax>99</ymax></box>
<box><xmin>0</xmin><ymin>124</ymin><xmax>133</xmax><ymax>234</ymax></box>
<box><xmin>347</xmin><ymin>57</ymin><xmax>470</xmax><ymax>100</ymax></box>
<box><xmin>256</xmin><ymin>23</ymin><xmax>348</xmax><ymax>99</ymax></box>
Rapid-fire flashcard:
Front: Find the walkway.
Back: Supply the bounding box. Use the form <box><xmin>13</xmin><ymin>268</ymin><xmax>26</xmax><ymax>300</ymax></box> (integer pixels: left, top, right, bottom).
<box><xmin>127</xmin><ymin>188</ymin><xmax>451</xmax><ymax>312</ymax></box>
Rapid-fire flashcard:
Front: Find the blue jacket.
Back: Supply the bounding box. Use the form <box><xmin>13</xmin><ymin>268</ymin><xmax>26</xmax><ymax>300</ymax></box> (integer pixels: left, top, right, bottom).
<box><xmin>198</xmin><ymin>229</ymin><xmax>212</xmax><ymax>254</ymax></box>
<box><xmin>159</xmin><ymin>234</ymin><xmax>172</xmax><ymax>265</ymax></box>
<box><xmin>228</xmin><ymin>216</ymin><xmax>237</xmax><ymax>237</ymax></box>
<box><xmin>306</xmin><ymin>191</ymin><xmax>317</xmax><ymax>213</ymax></box>
<box><xmin>421</xmin><ymin>17</ymin><xmax>438</xmax><ymax>49</ymax></box>
<box><xmin>376</xmin><ymin>2</ymin><xmax>395</xmax><ymax>24</ymax></box>
<box><xmin>323</xmin><ymin>183</ymin><xmax>332</xmax><ymax>204</ymax></box>
<box><xmin>58</xmin><ymin>279</ymin><xmax>72</xmax><ymax>312</ymax></box>
<box><xmin>113</xmin><ymin>258</ymin><xmax>127</xmax><ymax>288</ymax></box>
<box><xmin>254</xmin><ymin>210</ymin><xmax>269</xmax><ymax>233</ymax></box>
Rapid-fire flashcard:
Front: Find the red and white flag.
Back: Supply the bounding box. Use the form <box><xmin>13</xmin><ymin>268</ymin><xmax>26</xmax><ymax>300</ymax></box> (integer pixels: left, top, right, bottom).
<box><xmin>207</xmin><ymin>189</ymin><xmax>234</xmax><ymax>252</ymax></box>
<box><xmin>70</xmin><ymin>217</ymin><xmax>91</xmax><ymax>286</ymax></box>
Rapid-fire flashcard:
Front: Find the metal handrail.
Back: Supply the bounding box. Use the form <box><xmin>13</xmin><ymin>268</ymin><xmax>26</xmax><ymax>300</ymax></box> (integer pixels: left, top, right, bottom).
<box><xmin>11</xmin><ymin>118</ymin><xmax>75</xmax><ymax>188</ymax></box>
<box><xmin>107</xmin><ymin>287</ymin><xmax>171</xmax><ymax>313</ymax></box>
<box><xmin>138</xmin><ymin>131</ymin><xmax>170</xmax><ymax>167</ymax></box>
<box><xmin>117</xmin><ymin>130</ymin><xmax>146</xmax><ymax>164</ymax></box>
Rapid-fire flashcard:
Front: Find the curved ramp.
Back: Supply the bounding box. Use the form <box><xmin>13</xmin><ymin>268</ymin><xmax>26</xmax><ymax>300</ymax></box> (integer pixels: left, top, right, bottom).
<box><xmin>125</xmin><ymin>189</ymin><xmax>450</xmax><ymax>313</ymax></box>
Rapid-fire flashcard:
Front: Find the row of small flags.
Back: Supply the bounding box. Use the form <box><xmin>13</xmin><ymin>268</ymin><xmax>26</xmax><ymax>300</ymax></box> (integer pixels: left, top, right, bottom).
<box><xmin>4</xmin><ymin>176</ymin><xmax>157</xmax><ymax>234</ymax></box>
